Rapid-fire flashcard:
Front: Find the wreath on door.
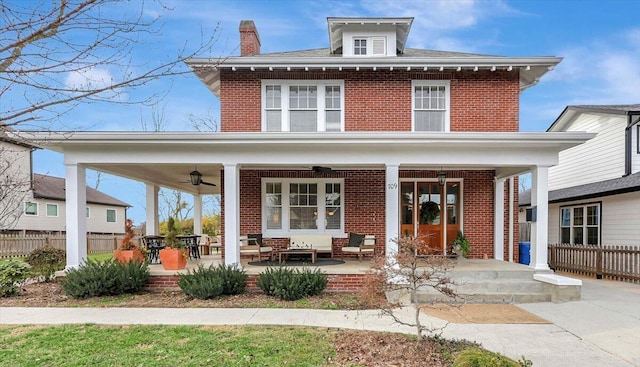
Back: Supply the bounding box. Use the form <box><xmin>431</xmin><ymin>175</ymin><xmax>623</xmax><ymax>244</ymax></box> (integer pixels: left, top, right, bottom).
<box><xmin>420</xmin><ymin>201</ymin><xmax>440</xmax><ymax>224</ymax></box>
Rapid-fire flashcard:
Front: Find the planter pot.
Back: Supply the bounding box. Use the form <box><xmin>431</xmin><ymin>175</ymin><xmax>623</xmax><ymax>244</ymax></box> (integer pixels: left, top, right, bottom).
<box><xmin>159</xmin><ymin>248</ymin><xmax>188</xmax><ymax>270</ymax></box>
<box><xmin>113</xmin><ymin>248</ymin><xmax>145</xmax><ymax>264</ymax></box>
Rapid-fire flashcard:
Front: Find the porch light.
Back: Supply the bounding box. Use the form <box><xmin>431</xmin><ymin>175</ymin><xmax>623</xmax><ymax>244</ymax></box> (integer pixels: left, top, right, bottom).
<box><xmin>190</xmin><ymin>170</ymin><xmax>203</xmax><ymax>185</ymax></box>
<box><xmin>437</xmin><ymin>170</ymin><xmax>447</xmax><ymax>186</ymax></box>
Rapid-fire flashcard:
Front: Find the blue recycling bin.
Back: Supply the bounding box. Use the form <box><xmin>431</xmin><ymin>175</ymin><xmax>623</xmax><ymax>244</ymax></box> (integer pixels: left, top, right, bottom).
<box><xmin>519</xmin><ymin>242</ymin><xmax>531</xmax><ymax>265</ymax></box>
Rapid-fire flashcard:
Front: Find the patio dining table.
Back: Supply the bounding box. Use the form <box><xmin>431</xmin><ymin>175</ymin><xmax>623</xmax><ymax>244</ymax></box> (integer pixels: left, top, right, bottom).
<box><xmin>177</xmin><ymin>234</ymin><xmax>202</xmax><ymax>260</ymax></box>
<box><xmin>142</xmin><ymin>235</ymin><xmax>165</xmax><ymax>264</ymax></box>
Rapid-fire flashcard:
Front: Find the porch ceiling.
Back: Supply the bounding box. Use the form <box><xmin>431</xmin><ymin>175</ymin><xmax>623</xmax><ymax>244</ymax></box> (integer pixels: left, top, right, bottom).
<box><xmin>17</xmin><ymin>131</ymin><xmax>595</xmax><ymax>191</ymax></box>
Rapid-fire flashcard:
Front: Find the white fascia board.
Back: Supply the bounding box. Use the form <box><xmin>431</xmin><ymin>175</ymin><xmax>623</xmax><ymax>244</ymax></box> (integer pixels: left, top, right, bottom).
<box><xmin>186</xmin><ymin>56</ymin><xmax>562</xmax><ymax>69</ymax></box>
<box><xmin>20</xmin><ymin>131</ymin><xmax>594</xmax><ymax>153</ymax></box>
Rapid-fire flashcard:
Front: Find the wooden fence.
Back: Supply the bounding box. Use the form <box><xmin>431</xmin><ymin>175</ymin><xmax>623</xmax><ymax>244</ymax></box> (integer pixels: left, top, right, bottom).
<box><xmin>0</xmin><ymin>234</ymin><xmax>134</xmax><ymax>258</ymax></box>
<box><xmin>548</xmin><ymin>244</ymin><xmax>640</xmax><ymax>283</ymax></box>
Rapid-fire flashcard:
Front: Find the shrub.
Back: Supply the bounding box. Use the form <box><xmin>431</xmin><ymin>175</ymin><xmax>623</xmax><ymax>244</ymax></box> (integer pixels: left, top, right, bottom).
<box><xmin>178</xmin><ymin>265</ymin><xmax>224</xmax><ymax>300</ymax></box>
<box><xmin>453</xmin><ymin>348</ymin><xmax>522</xmax><ymax>367</ymax></box>
<box><xmin>257</xmin><ymin>266</ymin><xmax>328</xmax><ymax>301</ymax></box>
<box><xmin>0</xmin><ymin>259</ymin><xmax>31</xmax><ymax>297</ymax></box>
<box><xmin>25</xmin><ymin>246</ymin><xmax>66</xmax><ymax>281</ymax></box>
<box><xmin>215</xmin><ymin>264</ymin><xmax>247</xmax><ymax>295</ymax></box>
<box><xmin>61</xmin><ymin>259</ymin><xmax>149</xmax><ymax>298</ymax></box>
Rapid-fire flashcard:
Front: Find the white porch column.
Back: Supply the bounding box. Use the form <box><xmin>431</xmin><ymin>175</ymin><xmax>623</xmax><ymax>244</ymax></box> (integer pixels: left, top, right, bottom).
<box><xmin>223</xmin><ymin>163</ymin><xmax>240</xmax><ymax>266</ymax></box>
<box><xmin>193</xmin><ymin>194</ymin><xmax>203</xmax><ymax>235</ymax></box>
<box><xmin>145</xmin><ymin>183</ymin><xmax>159</xmax><ymax>235</ymax></box>
<box><xmin>508</xmin><ymin>177</ymin><xmax>515</xmax><ymax>262</ymax></box>
<box><xmin>385</xmin><ymin>164</ymin><xmax>400</xmax><ymax>257</ymax></box>
<box><xmin>65</xmin><ymin>163</ymin><xmax>87</xmax><ymax>269</ymax></box>
<box><xmin>530</xmin><ymin>166</ymin><xmax>550</xmax><ymax>271</ymax></box>
<box><xmin>493</xmin><ymin>178</ymin><xmax>505</xmax><ymax>261</ymax></box>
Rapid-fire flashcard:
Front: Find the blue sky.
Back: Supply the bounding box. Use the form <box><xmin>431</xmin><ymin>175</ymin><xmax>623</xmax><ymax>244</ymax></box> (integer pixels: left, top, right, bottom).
<box><xmin>24</xmin><ymin>0</ymin><xmax>640</xmax><ymax>224</ymax></box>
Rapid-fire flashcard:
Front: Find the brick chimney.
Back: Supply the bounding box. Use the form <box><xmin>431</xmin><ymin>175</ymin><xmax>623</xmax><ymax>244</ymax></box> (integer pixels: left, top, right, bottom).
<box><xmin>239</xmin><ymin>20</ymin><xmax>260</xmax><ymax>56</ymax></box>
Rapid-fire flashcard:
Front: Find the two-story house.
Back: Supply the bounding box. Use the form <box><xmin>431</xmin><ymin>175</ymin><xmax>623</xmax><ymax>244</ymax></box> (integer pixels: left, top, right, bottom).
<box><xmin>0</xmin><ymin>132</ymin><xmax>129</xmax><ymax>235</ymax></box>
<box><xmin>520</xmin><ymin>105</ymin><xmax>640</xmax><ymax>246</ymax></box>
<box><xmin>21</xmin><ymin>17</ymin><xmax>593</xmax><ymax>270</ymax></box>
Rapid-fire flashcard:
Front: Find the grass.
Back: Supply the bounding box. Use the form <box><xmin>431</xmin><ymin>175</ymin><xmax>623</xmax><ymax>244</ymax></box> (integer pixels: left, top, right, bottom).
<box><xmin>87</xmin><ymin>252</ymin><xmax>113</xmax><ymax>262</ymax></box>
<box><xmin>0</xmin><ymin>324</ymin><xmax>335</xmax><ymax>367</ymax></box>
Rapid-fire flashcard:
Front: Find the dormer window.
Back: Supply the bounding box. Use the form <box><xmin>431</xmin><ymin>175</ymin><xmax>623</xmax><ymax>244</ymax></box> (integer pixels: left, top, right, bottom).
<box><xmin>354</xmin><ymin>39</ymin><xmax>367</xmax><ymax>55</ymax></box>
<box><xmin>352</xmin><ymin>36</ymin><xmax>386</xmax><ymax>56</ymax></box>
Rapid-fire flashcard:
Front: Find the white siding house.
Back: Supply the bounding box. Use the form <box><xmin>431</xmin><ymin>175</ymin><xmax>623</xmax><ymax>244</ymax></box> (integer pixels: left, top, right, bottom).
<box><xmin>520</xmin><ymin>105</ymin><xmax>640</xmax><ymax>246</ymax></box>
<box><xmin>1</xmin><ymin>136</ymin><xmax>129</xmax><ymax>234</ymax></box>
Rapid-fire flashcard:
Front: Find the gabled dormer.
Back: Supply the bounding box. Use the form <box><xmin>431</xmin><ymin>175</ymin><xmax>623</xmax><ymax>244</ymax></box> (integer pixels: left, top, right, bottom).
<box><xmin>327</xmin><ymin>17</ymin><xmax>413</xmax><ymax>57</ymax></box>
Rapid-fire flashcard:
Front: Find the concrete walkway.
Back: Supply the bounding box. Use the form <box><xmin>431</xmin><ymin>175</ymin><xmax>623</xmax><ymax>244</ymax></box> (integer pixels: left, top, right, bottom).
<box><xmin>1</xmin><ymin>276</ymin><xmax>638</xmax><ymax>367</ymax></box>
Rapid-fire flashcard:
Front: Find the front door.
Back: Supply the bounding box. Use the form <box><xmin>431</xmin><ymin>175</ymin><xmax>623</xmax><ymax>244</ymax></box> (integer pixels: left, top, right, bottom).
<box><xmin>400</xmin><ymin>181</ymin><xmax>461</xmax><ymax>255</ymax></box>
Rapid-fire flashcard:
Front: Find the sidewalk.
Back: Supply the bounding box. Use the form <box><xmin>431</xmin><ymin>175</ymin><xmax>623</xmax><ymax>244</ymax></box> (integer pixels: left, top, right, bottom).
<box><xmin>1</xmin><ymin>276</ymin><xmax>638</xmax><ymax>367</ymax></box>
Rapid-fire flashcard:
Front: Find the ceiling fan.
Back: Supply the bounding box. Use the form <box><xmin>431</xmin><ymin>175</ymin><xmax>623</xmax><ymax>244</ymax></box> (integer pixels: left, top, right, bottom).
<box><xmin>189</xmin><ymin>170</ymin><xmax>216</xmax><ymax>186</ymax></box>
<box><xmin>311</xmin><ymin>166</ymin><xmax>334</xmax><ymax>174</ymax></box>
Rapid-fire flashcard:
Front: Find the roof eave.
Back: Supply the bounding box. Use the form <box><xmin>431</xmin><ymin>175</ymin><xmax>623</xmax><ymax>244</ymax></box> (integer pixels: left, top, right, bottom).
<box><xmin>185</xmin><ymin>56</ymin><xmax>562</xmax><ymax>96</ymax></box>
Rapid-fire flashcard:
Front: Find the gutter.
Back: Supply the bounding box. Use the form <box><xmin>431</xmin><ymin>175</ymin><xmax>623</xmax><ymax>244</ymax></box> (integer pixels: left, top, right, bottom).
<box><xmin>624</xmin><ymin>110</ymin><xmax>640</xmax><ymax>176</ymax></box>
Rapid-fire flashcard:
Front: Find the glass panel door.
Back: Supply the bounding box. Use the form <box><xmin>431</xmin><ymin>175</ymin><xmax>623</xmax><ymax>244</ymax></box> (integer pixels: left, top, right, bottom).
<box><xmin>417</xmin><ymin>182</ymin><xmax>442</xmax><ymax>255</ymax></box>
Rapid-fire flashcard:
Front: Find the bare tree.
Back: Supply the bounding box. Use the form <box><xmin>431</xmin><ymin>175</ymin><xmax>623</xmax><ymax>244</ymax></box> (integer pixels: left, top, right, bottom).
<box><xmin>1</xmin><ymin>0</ymin><xmax>223</xmax><ymax>128</ymax></box>
<box><xmin>159</xmin><ymin>189</ymin><xmax>192</xmax><ymax>223</ymax></box>
<box><xmin>189</xmin><ymin>111</ymin><xmax>219</xmax><ymax>132</ymax></box>
<box><xmin>0</xmin><ymin>142</ymin><xmax>32</xmax><ymax>231</ymax></box>
<box><xmin>369</xmin><ymin>235</ymin><xmax>458</xmax><ymax>339</ymax></box>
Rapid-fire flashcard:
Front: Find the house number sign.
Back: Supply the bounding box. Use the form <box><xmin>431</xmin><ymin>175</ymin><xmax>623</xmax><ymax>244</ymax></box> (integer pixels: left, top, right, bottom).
<box><xmin>387</xmin><ymin>183</ymin><xmax>398</xmax><ymax>190</ymax></box>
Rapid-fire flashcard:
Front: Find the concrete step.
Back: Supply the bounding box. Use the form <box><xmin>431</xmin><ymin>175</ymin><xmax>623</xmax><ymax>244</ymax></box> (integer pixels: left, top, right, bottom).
<box><xmin>448</xmin><ymin>270</ymin><xmax>536</xmax><ymax>281</ymax></box>
<box><xmin>450</xmin><ymin>280</ymin><xmax>549</xmax><ymax>294</ymax></box>
<box><xmin>413</xmin><ymin>291</ymin><xmax>552</xmax><ymax>304</ymax></box>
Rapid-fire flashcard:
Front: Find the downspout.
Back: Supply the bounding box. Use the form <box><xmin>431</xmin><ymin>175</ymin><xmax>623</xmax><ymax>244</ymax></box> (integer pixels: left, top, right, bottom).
<box><xmin>625</xmin><ymin>111</ymin><xmax>640</xmax><ymax>176</ymax></box>
<box><xmin>508</xmin><ymin>177</ymin><xmax>515</xmax><ymax>262</ymax></box>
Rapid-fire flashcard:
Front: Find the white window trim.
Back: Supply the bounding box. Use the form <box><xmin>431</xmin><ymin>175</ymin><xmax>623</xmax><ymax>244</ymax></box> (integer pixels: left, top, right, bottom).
<box><xmin>559</xmin><ymin>202</ymin><xmax>601</xmax><ymax>245</ymax></box>
<box><xmin>45</xmin><ymin>203</ymin><xmax>59</xmax><ymax>217</ymax></box>
<box><xmin>24</xmin><ymin>201</ymin><xmax>38</xmax><ymax>216</ymax></box>
<box><xmin>261</xmin><ymin>80</ymin><xmax>345</xmax><ymax>132</ymax></box>
<box><xmin>411</xmin><ymin>80</ymin><xmax>451</xmax><ymax>132</ymax></box>
<box><xmin>262</xmin><ymin>178</ymin><xmax>345</xmax><ymax>237</ymax></box>
<box><xmin>106</xmin><ymin>208</ymin><xmax>117</xmax><ymax>223</ymax></box>
<box><xmin>353</xmin><ymin>36</ymin><xmax>386</xmax><ymax>56</ymax></box>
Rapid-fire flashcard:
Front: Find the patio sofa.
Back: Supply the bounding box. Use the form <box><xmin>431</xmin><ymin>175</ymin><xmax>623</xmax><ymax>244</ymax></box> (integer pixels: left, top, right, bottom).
<box><xmin>289</xmin><ymin>234</ymin><xmax>333</xmax><ymax>258</ymax></box>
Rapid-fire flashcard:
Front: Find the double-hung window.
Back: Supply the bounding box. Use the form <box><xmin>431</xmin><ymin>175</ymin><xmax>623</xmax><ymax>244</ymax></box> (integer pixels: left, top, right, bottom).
<box><xmin>46</xmin><ymin>203</ymin><xmax>58</xmax><ymax>217</ymax></box>
<box><xmin>262</xmin><ymin>80</ymin><xmax>344</xmax><ymax>132</ymax></box>
<box><xmin>412</xmin><ymin>80</ymin><xmax>450</xmax><ymax>132</ymax></box>
<box><xmin>560</xmin><ymin>203</ymin><xmax>600</xmax><ymax>245</ymax></box>
<box><xmin>263</xmin><ymin>178</ymin><xmax>344</xmax><ymax>236</ymax></box>
<box><xmin>24</xmin><ymin>202</ymin><xmax>37</xmax><ymax>216</ymax></box>
<box><xmin>106</xmin><ymin>209</ymin><xmax>117</xmax><ymax>223</ymax></box>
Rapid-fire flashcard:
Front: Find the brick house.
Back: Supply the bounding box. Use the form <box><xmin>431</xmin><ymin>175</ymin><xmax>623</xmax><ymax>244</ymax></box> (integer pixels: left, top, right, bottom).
<box><xmin>24</xmin><ymin>17</ymin><xmax>593</xmax><ymax>270</ymax></box>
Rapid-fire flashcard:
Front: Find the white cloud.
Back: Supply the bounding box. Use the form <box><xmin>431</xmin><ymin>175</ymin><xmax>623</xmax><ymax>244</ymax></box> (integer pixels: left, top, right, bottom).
<box><xmin>64</xmin><ymin>67</ymin><xmax>128</xmax><ymax>102</ymax></box>
<box><xmin>548</xmin><ymin>28</ymin><xmax>640</xmax><ymax>105</ymax></box>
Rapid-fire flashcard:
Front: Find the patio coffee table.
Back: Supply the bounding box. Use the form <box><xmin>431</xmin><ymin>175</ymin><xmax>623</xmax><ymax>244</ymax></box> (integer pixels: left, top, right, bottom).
<box><xmin>278</xmin><ymin>249</ymin><xmax>317</xmax><ymax>264</ymax></box>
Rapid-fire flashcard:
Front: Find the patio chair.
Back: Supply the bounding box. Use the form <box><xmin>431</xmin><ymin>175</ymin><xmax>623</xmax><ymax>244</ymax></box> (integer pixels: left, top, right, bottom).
<box><xmin>239</xmin><ymin>233</ymin><xmax>274</xmax><ymax>261</ymax></box>
<box><xmin>341</xmin><ymin>233</ymin><xmax>376</xmax><ymax>261</ymax></box>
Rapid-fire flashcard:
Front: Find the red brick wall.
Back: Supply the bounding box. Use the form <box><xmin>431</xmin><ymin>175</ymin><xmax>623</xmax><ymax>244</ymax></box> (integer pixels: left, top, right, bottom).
<box><xmin>219</xmin><ymin>70</ymin><xmax>519</xmax><ymax>132</ymax></box>
<box><xmin>221</xmin><ymin>169</ymin><xmax>498</xmax><ymax>259</ymax></box>
<box><xmin>399</xmin><ymin>170</ymin><xmax>495</xmax><ymax>258</ymax></box>
<box><xmin>146</xmin><ymin>273</ymin><xmax>368</xmax><ymax>292</ymax></box>
<box><xmin>233</xmin><ymin>170</ymin><xmax>386</xmax><ymax>258</ymax></box>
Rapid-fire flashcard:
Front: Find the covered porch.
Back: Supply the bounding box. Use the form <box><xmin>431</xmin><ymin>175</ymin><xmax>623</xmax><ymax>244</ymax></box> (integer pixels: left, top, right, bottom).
<box><xmin>23</xmin><ymin>131</ymin><xmax>593</xmax><ymax>275</ymax></box>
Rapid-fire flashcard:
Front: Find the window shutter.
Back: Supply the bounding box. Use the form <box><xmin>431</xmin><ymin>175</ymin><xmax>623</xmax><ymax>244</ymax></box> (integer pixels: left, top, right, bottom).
<box><xmin>372</xmin><ymin>37</ymin><xmax>386</xmax><ymax>55</ymax></box>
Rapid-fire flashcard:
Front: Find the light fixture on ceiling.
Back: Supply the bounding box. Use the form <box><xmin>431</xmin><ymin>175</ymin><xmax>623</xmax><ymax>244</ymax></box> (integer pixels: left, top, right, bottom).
<box><xmin>189</xmin><ymin>170</ymin><xmax>216</xmax><ymax>186</ymax></box>
<box><xmin>437</xmin><ymin>170</ymin><xmax>447</xmax><ymax>186</ymax></box>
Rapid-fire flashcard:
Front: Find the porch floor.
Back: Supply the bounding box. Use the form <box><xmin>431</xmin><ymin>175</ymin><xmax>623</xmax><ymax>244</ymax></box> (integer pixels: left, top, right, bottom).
<box><xmin>147</xmin><ymin>253</ymin><xmax>534</xmax><ymax>276</ymax></box>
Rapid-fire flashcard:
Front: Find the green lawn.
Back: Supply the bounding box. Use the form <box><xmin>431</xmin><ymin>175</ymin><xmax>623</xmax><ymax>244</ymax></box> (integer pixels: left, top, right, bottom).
<box><xmin>0</xmin><ymin>324</ymin><xmax>334</xmax><ymax>367</ymax></box>
<box><xmin>87</xmin><ymin>252</ymin><xmax>113</xmax><ymax>262</ymax></box>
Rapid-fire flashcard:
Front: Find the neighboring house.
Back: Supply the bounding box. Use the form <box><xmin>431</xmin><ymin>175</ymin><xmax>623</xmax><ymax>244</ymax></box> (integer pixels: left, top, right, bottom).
<box><xmin>22</xmin><ymin>17</ymin><xmax>593</xmax><ymax>270</ymax></box>
<box><xmin>520</xmin><ymin>105</ymin><xmax>640</xmax><ymax>246</ymax></box>
<box><xmin>0</xmin><ymin>134</ymin><xmax>129</xmax><ymax>235</ymax></box>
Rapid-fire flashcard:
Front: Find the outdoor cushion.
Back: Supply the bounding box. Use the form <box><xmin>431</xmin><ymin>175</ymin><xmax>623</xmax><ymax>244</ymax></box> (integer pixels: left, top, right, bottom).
<box><xmin>248</xmin><ymin>233</ymin><xmax>263</xmax><ymax>246</ymax></box>
<box><xmin>347</xmin><ymin>232</ymin><xmax>365</xmax><ymax>247</ymax></box>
